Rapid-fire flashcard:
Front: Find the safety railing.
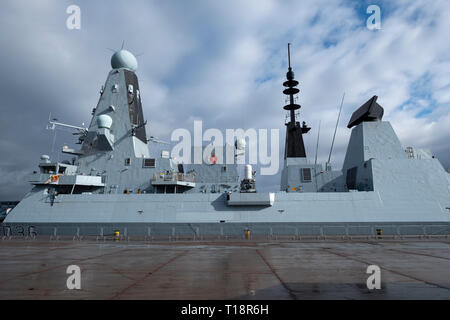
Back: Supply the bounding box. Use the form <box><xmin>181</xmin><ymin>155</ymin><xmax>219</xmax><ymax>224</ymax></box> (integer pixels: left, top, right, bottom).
<box><xmin>152</xmin><ymin>172</ymin><xmax>195</xmax><ymax>183</ymax></box>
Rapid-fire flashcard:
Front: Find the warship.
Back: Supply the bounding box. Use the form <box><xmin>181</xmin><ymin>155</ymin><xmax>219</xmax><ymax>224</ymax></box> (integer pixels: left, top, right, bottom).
<box><xmin>2</xmin><ymin>45</ymin><xmax>450</xmax><ymax>238</ymax></box>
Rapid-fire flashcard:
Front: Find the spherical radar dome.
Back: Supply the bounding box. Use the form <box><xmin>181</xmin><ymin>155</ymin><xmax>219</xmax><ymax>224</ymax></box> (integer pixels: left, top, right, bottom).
<box><xmin>97</xmin><ymin>114</ymin><xmax>113</xmax><ymax>129</ymax></box>
<box><xmin>236</xmin><ymin>138</ymin><xmax>246</xmax><ymax>150</ymax></box>
<box><xmin>111</xmin><ymin>50</ymin><xmax>138</xmax><ymax>72</ymax></box>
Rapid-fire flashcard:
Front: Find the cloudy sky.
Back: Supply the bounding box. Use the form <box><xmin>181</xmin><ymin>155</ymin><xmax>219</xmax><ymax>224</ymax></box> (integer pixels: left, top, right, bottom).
<box><xmin>0</xmin><ymin>0</ymin><xmax>449</xmax><ymax>200</ymax></box>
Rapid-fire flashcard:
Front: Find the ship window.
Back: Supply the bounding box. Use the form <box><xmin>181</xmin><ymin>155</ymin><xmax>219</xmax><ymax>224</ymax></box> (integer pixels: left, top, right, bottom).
<box><xmin>143</xmin><ymin>158</ymin><xmax>155</xmax><ymax>168</ymax></box>
<box><xmin>125</xmin><ymin>158</ymin><xmax>131</xmax><ymax>166</ymax></box>
<box><xmin>302</xmin><ymin>168</ymin><xmax>312</xmax><ymax>182</ymax></box>
<box><xmin>41</xmin><ymin>165</ymin><xmax>56</xmax><ymax>174</ymax></box>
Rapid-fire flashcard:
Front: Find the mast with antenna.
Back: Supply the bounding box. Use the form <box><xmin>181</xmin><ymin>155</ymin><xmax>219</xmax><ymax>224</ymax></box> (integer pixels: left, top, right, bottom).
<box><xmin>327</xmin><ymin>93</ymin><xmax>345</xmax><ymax>168</ymax></box>
<box><xmin>314</xmin><ymin>120</ymin><xmax>321</xmax><ymax>191</ymax></box>
<box><xmin>282</xmin><ymin>43</ymin><xmax>310</xmax><ymax>159</ymax></box>
<box><xmin>314</xmin><ymin>120</ymin><xmax>321</xmax><ymax>167</ymax></box>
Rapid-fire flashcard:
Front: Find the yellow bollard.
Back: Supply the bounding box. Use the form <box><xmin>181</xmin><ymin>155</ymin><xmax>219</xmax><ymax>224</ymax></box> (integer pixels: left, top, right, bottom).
<box><xmin>376</xmin><ymin>229</ymin><xmax>382</xmax><ymax>239</ymax></box>
<box><xmin>245</xmin><ymin>229</ymin><xmax>251</xmax><ymax>240</ymax></box>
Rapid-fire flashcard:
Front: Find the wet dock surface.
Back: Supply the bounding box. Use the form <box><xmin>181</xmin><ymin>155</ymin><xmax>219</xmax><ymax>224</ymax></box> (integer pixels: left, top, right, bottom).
<box><xmin>0</xmin><ymin>238</ymin><xmax>449</xmax><ymax>299</ymax></box>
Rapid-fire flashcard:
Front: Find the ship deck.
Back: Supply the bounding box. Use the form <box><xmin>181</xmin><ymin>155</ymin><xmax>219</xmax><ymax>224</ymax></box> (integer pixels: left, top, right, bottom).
<box><xmin>0</xmin><ymin>237</ymin><xmax>449</xmax><ymax>299</ymax></box>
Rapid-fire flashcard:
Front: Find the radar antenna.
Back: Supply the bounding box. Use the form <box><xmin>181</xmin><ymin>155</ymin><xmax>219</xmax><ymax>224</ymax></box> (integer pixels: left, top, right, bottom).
<box><xmin>147</xmin><ymin>136</ymin><xmax>170</xmax><ymax>145</ymax></box>
<box><xmin>46</xmin><ymin>113</ymin><xmax>88</xmax><ymax>135</ymax></box>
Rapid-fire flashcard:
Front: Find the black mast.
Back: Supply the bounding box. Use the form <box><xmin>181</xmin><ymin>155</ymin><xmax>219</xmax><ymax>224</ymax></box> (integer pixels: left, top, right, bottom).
<box><xmin>283</xmin><ymin>43</ymin><xmax>310</xmax><ymax>158</ymax></box>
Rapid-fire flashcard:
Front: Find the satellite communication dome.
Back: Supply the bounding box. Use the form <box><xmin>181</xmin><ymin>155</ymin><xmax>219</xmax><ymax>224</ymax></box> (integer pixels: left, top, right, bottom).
<box><xmin>40</xmin><ymin>154</ymin><xmax>50</xmax><ymax>164</ymax></box>
<box><xmin>97</xmin><ymin>114</ymin><xmax>113</xmax><ymax>129</ymax></box>
<box><xmin>111</xmin><ymin>50</ymin><xmax>138</xmax><ymax>72</ymax></box>
<box><xmin>236</xmin><ymin>138</ymin><xmax>246</xmax><ymax>150</ymax></box>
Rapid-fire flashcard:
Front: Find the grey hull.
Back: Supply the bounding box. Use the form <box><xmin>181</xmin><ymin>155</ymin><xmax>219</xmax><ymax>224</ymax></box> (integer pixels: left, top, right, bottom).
<box><xmin>3</xmin><ymin>187</ymin><xmax>450</xmax><ymax>236</ymax></box>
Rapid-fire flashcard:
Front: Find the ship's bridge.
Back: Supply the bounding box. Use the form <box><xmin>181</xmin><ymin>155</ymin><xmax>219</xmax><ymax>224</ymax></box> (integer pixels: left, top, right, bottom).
<box><xmin>28</xmin><ymin>157</ymin><xmax>105</xmax><ymax>194</ymax></box>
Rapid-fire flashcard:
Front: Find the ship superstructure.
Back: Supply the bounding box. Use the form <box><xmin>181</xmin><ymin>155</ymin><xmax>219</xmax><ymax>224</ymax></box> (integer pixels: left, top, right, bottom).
<box><xmin>2</xmin><ymin>46</ymin><xmax>449</xmax><ymax>237</ymax></box>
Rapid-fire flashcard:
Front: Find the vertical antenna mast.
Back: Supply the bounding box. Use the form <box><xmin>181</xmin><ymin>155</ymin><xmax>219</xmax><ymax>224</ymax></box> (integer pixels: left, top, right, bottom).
<box><xmin>282</xmin><ymin>43</ymin><xmax>310</xmax><ymax>158</ymax></box>
<box><xmin>284</xmin><ymin>43</ymin><xmax>298</xmax><ymax>125</ymax></box>
<box><xmin>314</xmin><ymin>120</ymin><xmax>321</xmax><ymax>167</ymax></box>
<box><xmin>327</xmin><ymin>93</ymin><xmax>345</xmax><ymax>165</ymax></box>
<box><xmin>288</xmin><ymin>43</ymin><xmax>291</xmax><ymax>69</ymax></box>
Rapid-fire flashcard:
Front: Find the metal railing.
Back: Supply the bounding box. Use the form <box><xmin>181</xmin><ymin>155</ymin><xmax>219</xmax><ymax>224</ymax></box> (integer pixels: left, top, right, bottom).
<box><xmin>152</xmin><ymin>172</ymin><xmax>195</xmax><ymax>183</ymax></box>
<box><xmin>2</xmin><ymin>224</ymin><xmax>449</xmax><ymax>241</ymax></box>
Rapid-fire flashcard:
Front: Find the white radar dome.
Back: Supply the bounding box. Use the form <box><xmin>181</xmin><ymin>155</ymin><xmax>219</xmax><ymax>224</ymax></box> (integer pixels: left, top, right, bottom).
<box><xmin>97</xmin><ymin>114</ymin><xmax>113</xmax><ymax>129</ymax></box>
<box><xmin>111</xmin><ymin>50</ymin><xmax>138</xmax><ymax>72</ymax></box>
<box><xmin>236</xmin><ymin>138</ymin><xmax>246</xmax><ymax>150</ymax></box>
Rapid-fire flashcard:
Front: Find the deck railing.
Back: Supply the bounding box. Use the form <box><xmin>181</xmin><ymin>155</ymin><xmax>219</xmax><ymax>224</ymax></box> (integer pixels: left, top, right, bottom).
<box><xmin>152</xmin><ymin>172</ymin><xmax>195</xmax><ymax>183</ymax></box>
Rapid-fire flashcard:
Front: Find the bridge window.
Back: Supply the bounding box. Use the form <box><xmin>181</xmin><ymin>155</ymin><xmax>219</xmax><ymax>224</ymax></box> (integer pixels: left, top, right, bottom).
<box><xmin>41</xmin><ymin>165</ymin><xmax>56</xmax><ymax>174</ymax></box>
<box><xmin>143</xmin><ymin>158</ymin><xmax>155</xmax><ymax>168</ymax></box>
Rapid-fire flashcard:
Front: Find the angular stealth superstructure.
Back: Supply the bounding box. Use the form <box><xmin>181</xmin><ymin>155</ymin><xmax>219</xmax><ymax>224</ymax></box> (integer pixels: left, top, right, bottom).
<box><xmin>2</xmin><ymin>47</ymin><xmax>449</xmax><ymax>238</ymax></box>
